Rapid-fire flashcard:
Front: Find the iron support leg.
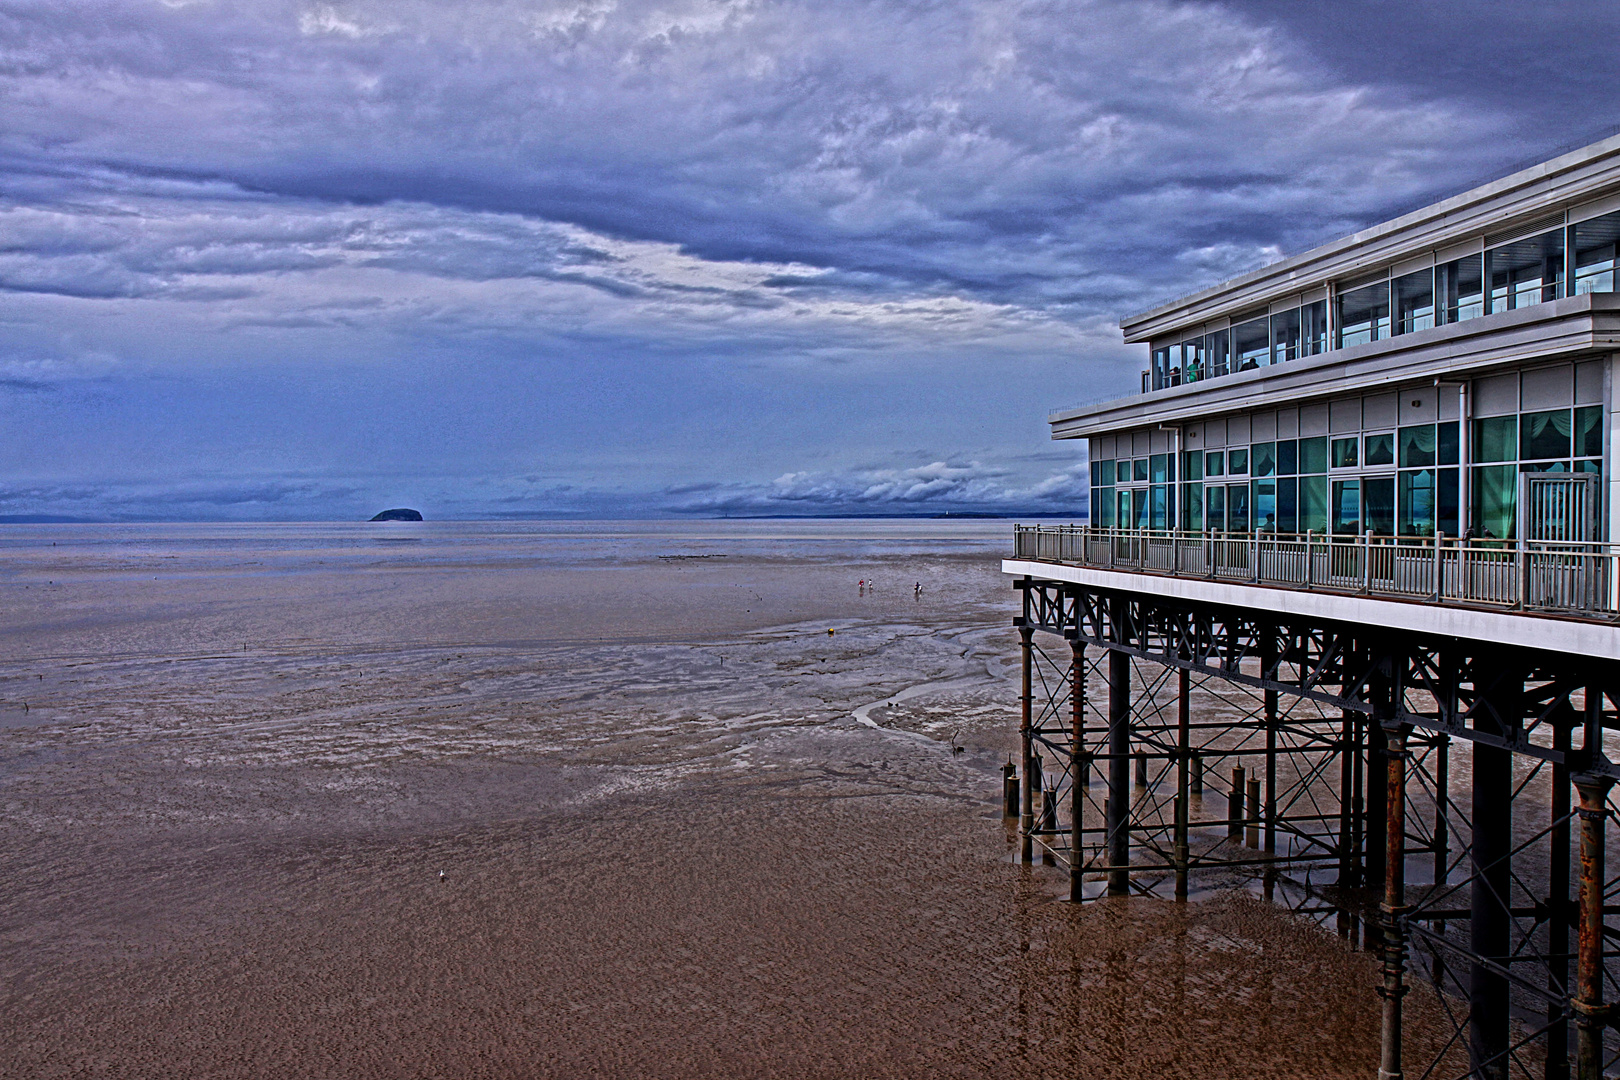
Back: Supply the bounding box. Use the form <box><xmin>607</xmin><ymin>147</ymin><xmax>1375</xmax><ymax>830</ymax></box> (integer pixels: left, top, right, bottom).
<box><xmin>1019</xmin><ymin>625</ymin><xmax>1034</xmax><ymax>864</ymax></box>
<box><xmin>1574</xmin><ymin>776</ymin><xmax>1612</xmax><ymax>1080</ymax></box>
<box><xmin>1175</xmin><ymin>664</ymin><xmax>1190</xmax><ymax>901</ymax></box>
<box><xmin>1107</xmin><ymin>644</ymin><xmax>1131</xmax><ymax>897</ymax></box>
<box><xmin>1264</xmin><ymin>626</ymin><xmax>1278</xmax><ymax>854</ymax></box>
<box><xmin>1070</xmin><ymin>641</ymin><xmax>1085</xmax><ymax>902</ymax></box>
<box><xmin>1380</xmin><ymin>722</ymin><xmax>1410</xmax><ymax>1080</ymax></box>
<box><xmin>1470</xmin><ymin>665</ymin><xmax>1519</xmax><ymax>1080</ymax></box>
<box><xmin>1549</xmin><ymin>720</ymin><xmax>1573</xmax><ymax>1080</ymax></box>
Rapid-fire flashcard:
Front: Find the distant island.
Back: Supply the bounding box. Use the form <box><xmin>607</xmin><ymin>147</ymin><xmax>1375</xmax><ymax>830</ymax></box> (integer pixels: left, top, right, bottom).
<box><xmin>369</xmin><ymin>508</ymin><xmax>423</xmax><ymax>522</ymax></box>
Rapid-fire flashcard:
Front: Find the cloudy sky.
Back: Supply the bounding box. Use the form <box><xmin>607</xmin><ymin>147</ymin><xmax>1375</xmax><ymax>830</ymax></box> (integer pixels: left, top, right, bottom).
<box><xmin>2</xmin><ymin>0</ymin><xmax>1618</xmax><ymax>520</ymax></box>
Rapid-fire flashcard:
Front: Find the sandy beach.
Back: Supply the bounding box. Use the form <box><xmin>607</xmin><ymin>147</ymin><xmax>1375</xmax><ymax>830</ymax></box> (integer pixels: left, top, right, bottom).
<box><xmin>0</xmin><ymin>520</ymin><xmax>1408</xmax><ymax>1077</ymax></box>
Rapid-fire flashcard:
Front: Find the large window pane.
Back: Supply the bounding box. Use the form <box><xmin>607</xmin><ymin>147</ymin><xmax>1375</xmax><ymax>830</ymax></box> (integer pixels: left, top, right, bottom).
<box><xmin>1183</xmin><ymin>483</ymin><xmax>1204</xmax><ymax>530</ymax></box>
<box><xmin>1438</xmin><ymin>254</ymin><xmax>1484</xmax><ymax>324</ymax></box>
<box><xmin>1488</xmin><ymin>228</ymin><xmax>1565</xmax><ymax>311</ymax></box>
<box><xmin>1520</xmin><ymin>409</ymin><xmax>1572</xmax><ymax>460</ymax></box>
<box><xmin>1151</xmin><ymin>486</ymin><xmax>1168</xmax><ymax>529</ymax></box>
<box><xmin>1399</xmin><ymin>424</ymin><xmax>1436</xmax><ymax>468</ymax></box>
<box><xmin>1118</xmin><ymin>490</ymin><xmax>1132</xmax><ymax>528</ymax></box>
<box><xmin>1393</xmin><ymin>268</ymin><xmax>1435</xmax><ymax>334</ymax></box>
<box><xmin>1134</xmin><ymin>488</ymin><xmax>1150</xmax><ymax>529</ymax></box>
<box><xmin>1438</xmin><ymin>422</ymin><xmax>1460</xmax><ymax>466</ymax></box>
<box><xmin>1090</xmin><ymin>459</ymin><xmax>1113</xmax><ymax>486</ymax></box>
<box><xmin>1332</xmin><ymin>437</ymin><xmax>1359</xmax><ymax>469</ymax></box>
<box><xmin>1152</xmin><ymin>347</ymin><xmax>1172</xmax><ymax>390</ymax></box>
<box><xmin>1150</xmin><ymin>453</ymin><xmax>1169</xmax><ymax>483</ymax></box>
<box><xmin>1228</xmin><ymin>484</ymin><xmax>1250</xmax><ymax>532</ymax></box>
<box><xmin>1095</xmin><ymin>486</ymin><xmax>1115</xmax><ymax>527</ymax></box>
<box><xmin>1276</xmin><ymin>439</ymin><xmax>1297</xmax><ymax>475</ymax></box>
<box><xmin>1300</xmin><ymin>475</ymin><xmax>1328</xmax><ymax>533</ymax></box>
<box><xmin>1364</xmin><ymin>432</ymin><xmax>1395</xmax><ymax>467</ymax></box>
<box><xmin>1134</xmin><ymin>458</ymin><xmax>1149</xmax><ymax>482</ymax></box>
<box><xmin>1575</xmin><ymin>210</ymin><xmax>1620</xmax><ymax>295</ymax></box>
<box><xmin>1180</xmin><ymin>338</ymin><xmax>1205</xmax><ymax>383</ymax></box>
<box><xmin>1364</xmin><ymin>477</ymin><xmax>1395</xmax><ymax>536</ymax></box>
<box><xmin>1206</xmin><ymin>485</ymin><xmax>1226</xmax><ymax>530</ymax></box>
<box><xmin>1302</xmin><ymin>299</ymin><xmax>1329</xmax><ymax>356</ymax></box>
<box><xmin>1182</xmin><ymin>450</ymin><xmax>1203</xmax><ymax>482</ymax></box>
<box><xmin>1228</xmin><ymin>448</ymin><xmax>1249</xmax><ymax>475</ymax></box>
<box><xmin>1205</xmin><ymin>329</ymin><xmax>1231</xmax><ymax>378</ymax></box>
<box><xmin>1252</xmin><ymin>441</ymin><xmax>1276</xmax><ymax>477</ymax></box>
<box><xmin>1473</xmin><ymin>416</ymin><xmax>1517</xmax><ymax>462</ymax></box>
<box><xmin>1253</xmin><ymin>479</ymin><xmax>1277</xmax><ymax>532</ymax></box>
<box><xmin>1234</xmin><ymin>317</ymin><xmax>1269</xmax><ymax>370</ymax></box>
<box><xmin>1438</xmin><ymin>469</ymin><xmax>1460</xmax><ymax>536</ymax></box>
<box><xmin>1270</xmin><ymin>307</ymin><xmax>1301</xmax><ymax>364</ymax></box>
<box><xmin>1276</xmin><ymin>477</ymin><xmax>1298</xmax><ymax>534</ymax></box>
<box><xmin>1299</xmin><ymin>436</ymin><xmax>1328</xmax><ymax>474</ymax></box>
<box><xmin>1576</xmin><ymin>405</ymin><xmax>1603</xmax><ymax>457</ymax></box>
<box><xmin>1117</xmin><ymin>460</ymin><xmax>1131</xmax><ymax>484</ymax></box>
<box><xmin>1472</xmin><ymin>464</ymin><xmax>1516</xmax><ymax>540</ymax></box>
<box><xmin>1205</xmin><ymin>450</ymin><xmax>1225</xmax><ymax>477</ymax></box>
<box><xmin>1399</xmin><ymin>469</ymin><xmax>1435</xmax><ymax>537</ymax></box>
<box><xmin>1337</xmin><ymin>281</ymin><xmax>1390</xmax><ymax>346</ymax></box>
<box><xmin>1332</xmin><ymin>480</ymin><xmax>1361</xmax><ymax>534</ymax></box>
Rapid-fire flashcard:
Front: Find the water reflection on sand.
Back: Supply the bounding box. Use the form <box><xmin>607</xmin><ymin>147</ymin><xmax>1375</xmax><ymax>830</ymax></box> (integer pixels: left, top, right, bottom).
<box><xmin>1</xmin><ymin>520</ymin><xmax>1393</xmax><ymax>1077</ymax></box>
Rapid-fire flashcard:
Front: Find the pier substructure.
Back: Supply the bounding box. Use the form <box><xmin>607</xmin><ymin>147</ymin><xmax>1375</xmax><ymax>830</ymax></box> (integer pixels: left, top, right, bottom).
<box><xmin>1010</xmin><ymin>575</ymin><xmax>1620</xmax><ymax>1080</ymax></box>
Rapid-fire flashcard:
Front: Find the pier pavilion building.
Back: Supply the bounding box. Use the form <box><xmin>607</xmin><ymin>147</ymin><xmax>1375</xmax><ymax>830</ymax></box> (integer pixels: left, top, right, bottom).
<box><xmin>1002</xmin><ymin>136</ymin><xmax>1620</xmax><ymax>1080</ymax></box>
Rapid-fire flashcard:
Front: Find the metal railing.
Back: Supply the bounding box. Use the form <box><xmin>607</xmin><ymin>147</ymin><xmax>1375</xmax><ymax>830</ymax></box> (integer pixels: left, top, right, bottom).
<box><xmin>1012</xmin><ymin>525</ymin><xmax>1620</xmax><ymax>618</ymax></box>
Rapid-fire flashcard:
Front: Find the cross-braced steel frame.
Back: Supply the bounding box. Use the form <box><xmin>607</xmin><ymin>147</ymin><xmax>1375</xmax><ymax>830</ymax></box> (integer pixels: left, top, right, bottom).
<box><xmin>1011</xmin><ymin>574</ymin><xmax>1620</xmax><ymax>1080</ymax></box>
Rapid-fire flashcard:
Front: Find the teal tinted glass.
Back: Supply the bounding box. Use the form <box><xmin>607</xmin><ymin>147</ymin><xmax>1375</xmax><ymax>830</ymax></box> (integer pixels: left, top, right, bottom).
<box><xmin>1299</xmin><ymin>475</ymin><xmax>1328</xmax><ymax>533</ymax></box>
<box><xmin>1577</xmin><ymin>406</ymin><xmax>1603</xmax><ymax>457</ymax></box>
<box><xmin>1276</xmin><ymin>440</ymin><xmax>1297</xmax><ymax>475</ymax></box>
<box><xmin>1332</xmin><ymin>437</ymin><xmax>1358</xmax><ymax>468</ymax></box>
<box><xmin>1205</xmin><ymin>451</ymin><xmax>1225</xmax><ymax>477</ymax></box>
<box><xmin>1399</xmin><ymin>424</ymin><xmax>1435</xmax><ymax>468</ymax></box>
<box><xmin>1437</xmin><ymin>422</ymin><xmax>1460</xmax><ymax>466</ymax></box>
<box><xmin>1251</xmin><ymin>442</ymin><xmax>1276</xmax><ymax>477</ymax></box>
<box><xmin>1472</xmin><ymin>416</ymin><xmax>1517</xmax><ymax>463</ymax></box>
<box><xmin>1364</xmin><ymin>432</ymin><xmax>1395</xmax><ymax>467</ymax></box>
<box><xmin>1228</xmin><ymin>448</ymin><xmax>1249</xmax><ymax>474</ymax></box>
<box><xmin>1183</xmin><ymin>450</ymin><xmax>1203</xmax><ymax>482</ymax></box>
<box><xmin>1116</xmin><ymin>460</ymin><xmax>1131</xmax><ymax>483</ymax></box>
<box><xmin>1134</xmin><ymin>459</ymin><xmax>1149</xmax><ymax>482</ymax></box>
<box><xmin>1520</xmin><ymin>409</ymin><xmax>1572</xmax><ymax>460</ymax></box>
<box><xmin>1299</xmin><ymin>436</ymin><xmax>1327</xmax><ymax>474</ymax></box>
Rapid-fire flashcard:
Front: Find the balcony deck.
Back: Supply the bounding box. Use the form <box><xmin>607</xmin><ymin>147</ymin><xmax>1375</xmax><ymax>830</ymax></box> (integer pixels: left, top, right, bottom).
<box><xmin>1006</xmin><ymin>525</ymin><xmax>1620</xmax><ymax>660</ymax></box>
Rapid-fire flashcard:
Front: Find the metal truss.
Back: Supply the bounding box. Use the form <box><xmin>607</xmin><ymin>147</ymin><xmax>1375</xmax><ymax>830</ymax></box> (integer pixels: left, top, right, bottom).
<box><xmin>1010</xmin><ymin>574</ymin><xmax>1620</xmax><ymax>1080</ymax></box>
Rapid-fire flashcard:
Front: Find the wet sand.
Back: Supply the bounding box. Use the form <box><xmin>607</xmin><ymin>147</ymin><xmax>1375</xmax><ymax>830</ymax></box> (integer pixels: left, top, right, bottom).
<box><xmin>0</xmin><ymin>521</ymin><xmax>1414</xmax><ymax>1077</ymax></box>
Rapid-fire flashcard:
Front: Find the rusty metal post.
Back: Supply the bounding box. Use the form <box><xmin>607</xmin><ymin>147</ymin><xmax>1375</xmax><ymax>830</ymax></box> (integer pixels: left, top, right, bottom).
<box><xmin>1379</xmin><ymin>720</ymin><xmax>1410</xmax><ymax>1080</ymax></box>
<box><xmin>1549</xmin><ymin>715</ymin><xmax>1573</xmax><ymax>1080</ymax></box>
<box><xmin>1019</xmin><ymin>624</ymin><xmax>1034</xmax><ymax>864</ymax></box>
<box><xmin>1339</xmin><ymin>678</ymin><xmax>1357</xmax><ymax>888</ymax></box>
<box><xmin>1229</xmin><ymin>765</ymin><xmax>1245</xmax><ymax>840</ymax></box>
<box><xmin>1107</xmin><ymin>641</ymin><xmax>1132</xmax><ymax>896</ymax></box>
<box><xmin>1246</xmin><ymin>776</ymin><xmax>1261</xmax><ymax>849</ymax></box>
<box><xmin>1070</xmin><ymin>640</ymin><xmax>1086</xmax><ymax>902</ymax></box>
<box><xmin>1263</xmin><ymin>624</ymin><xmax>1278</xmax><ymax>853</ymax></box>
<box><xmin>1574</xmin><ymin>774</ymin><xmax>1612</xmax><ymax>1080</ymax></box>
<box><xmin>1191</xmin><ymin>750</ymin><xmax>1203</xmax><ymax>795</ymax></box>
<box><xmin>1003</xmin><ymin>759</ymin><xmax>1019</xmax><ymax>818</ymax></box>
<box><xmin>1134</xmin><ymin>748</ymin><xmax>1148</xmax><ymax>788</ymax></box>
<box><xmin>1176</xmin><ymin>663</ymin><xmax>1191</xmax><ymax>901</ymax></box>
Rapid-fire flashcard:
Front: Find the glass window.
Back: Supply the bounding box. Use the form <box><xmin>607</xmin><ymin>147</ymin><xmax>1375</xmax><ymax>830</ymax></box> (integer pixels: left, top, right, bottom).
<box><xmin>1276</xmin><ymin>477</ymin><xmax>1298</xmax><ymax>533</ymax></box>
<box><xmin>1574</xmin><ymin>211</ymin><xmax>1620</xmax><ymax>295</ymax></box>
<box><xmin>1151</xmin><ymin>486</ymin><xmax>1169</xmax><ymax>530</ymax></box>
<box><xmin>1337</xmin><ymin>281</ymin><xmax>1390</xmax><ymax>347</ymax></box>
<box><xmin>1577</xmin><ymin>459</ymin><xmax>1603</xmax><ymax>475</ymax></box>
<box><xmin>1134</xmin><ymin>458</ymin><xmax>1149</xmax><ymax>482</ymax></box>
<box><xmin>1095</xmin><ymin>487</ymin><xmax>1115</xmax><ymax>528</ymax></box>
<box><xmin>1117</xmin><ymin>490</ymin><xmax>1132</xmax><ymax>528</ymax></box>
<box><xmin>1180</xmin><ymin>338</ymin><xmax>1205</xmax><ymax>384</ymax></box>
<box><xmin>1472</xmin><ymin>464</ymin><xmax>1516</xmax><ymax>540</ymax></box>
<box><xmin>1150</xmin><ymin>453</ymin><xmax>1169</xmax><ymax>483</ymax></box>
<box><xmin>1253</xmin><ymin>479</ymin><xmax>1277</xmax><ymax>532</ymax></box>
<box><xmin>1300</xmin><ymin>475</ymin><xmax>1328</xmax><ymax>533</ymax></box>
<box><xmin>1393</xmin><ymin>269</ymin><xmax>1435</xmax><ymax>334</ymax></box>
<box><xmin>1206</xmin><ymin>485</ymin><xmax>1226</xmax><ymax>531</ymax></box>
<box><xmin>1364</xmin><ymin>476</ymin><xmax>1394</xmax><ymax>536</ymax></box>
<box><xmin>1438</xmin><ymin>422</ymin><xmax>1460</xmax><ymax>466</ymax></box>
<box><xmin>1270</xmin><ymin>307</ymin><xmax>1301</xmax><ymax>364</ymax></box>
<box><xmin>1276</xmin><ymin>439</ymin><xmax>1297</xmax><ymax>476</ymax></box>
<box><xmin>1472</xmin><ymin>416</ymin><xmax>1517</xmax><ymax>463</ymax></box>
<box><xmin>1302</xmin><ymin>300</ymin><xmax>1329</xmax><ymax>356</ymax></box>
<box><xmin>1117</xmin><ymin>460</ymin><xmax>1131</xmax><ymax>484</ymax></box>
<box><xmin>1205</xmin><ymin>329</ymin><xmax>1231</xmax><ymax>378</ymax></box>
<box><xmin>1205</xmin><ymin>450</ymin><xmax>1225</xmax><ymax>477</ymax></box>
<box><xmin>1438</xmin><ymin>469</ymin><xmax>1460</xmax><ymax>536</ymax></box>
<box><xmin>1399</xmin><ymin>424</ymin><xmax>1435</xmax><ymax>468</ymax></box>
<box><xmin>1520</xmin><ymin>460</ymin><xmax>1570</xmax><ymax>473</ymax></box>
<box><xmin>1576</xmin><ymin>405</ymin><xmax>1603</xmax><ymax>457</ymax></box>
<box><xmin>1399</xmin><ymin>469</ymin><xmax>1435</xmax><ymax>537</ymax></box>
<box><xmin>1090</xmin><ymin>459</ymin><xmax>1113</xmax><ymax>486</ymax></box>
<box><xmin>1252</xmin><ymin>441</ymin><xmax>1276</xmax><ymax>477</ymax></box>
<box><xmin>1133</xmin><ymin>488</ymin><xmax>1150</xmax><ymax>529</ymax></box>
<box><xmin>1227</xmin><ymin>483</ymin><xmax>1250</xmax><ymax>531</ymax></box>
<box><xmin>1520</xmin><ymin>409</ymin><xmax>1572</xmax><ymax>460</ymax></box>
<box><xmin>1183</xmin><ymin>483</ymin><xmax>1204</xmax><ymax>530</ymax></box>
<box><xmin>1182</xmin><ymin>450</ymin><xmax>1203</xmax><ymax>482</ymax></box>
<box><xmin>1152</xmin><ymin>347</ymin><xmax>1172</xmax><ymax>391</ymax></box>
<box><xmin>1332</xmin><ymin>437</ymin><xmax>1359</xmax><ymax>469</ymax></box>
<box><xmin>1332</xmin><ymin>480</ymin><xmax>1360</xmax><ymax>534</ymax></box>
<box><xmin>1364</xmin><ymin>432</ymin><xmax>1395</xmax><ymax>467</ymax></box>
<box><xmin>1234</xmin><ymin>317</ymin><xmax>1270</xmax><ymax>370</ymax></box>
<box><xmin>1489</xmin><ymin>228</ymin><xmax>1565</xmax><ymax>311</ymax></box>
<box><xmin>1438</xmin><ymin>254</ymin><xmax>1484</xmax><ymax>324</ymax></box>
<box><xmin>1299</xmin><ymin>436</ymin><xmax>1328</xmax><ymax>474</ymax></box>
<box><xmin>1228</xmin><ymin>448</ymin><xmax>1249</xmax><ymax>475</ymax></box>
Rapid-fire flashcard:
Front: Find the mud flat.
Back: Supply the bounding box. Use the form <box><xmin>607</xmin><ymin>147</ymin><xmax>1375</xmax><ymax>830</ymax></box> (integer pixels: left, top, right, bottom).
<box><xmin>0</xmin><ymin>520</ymin><xmax>1424</xmax><ymax>1077</ymax></box>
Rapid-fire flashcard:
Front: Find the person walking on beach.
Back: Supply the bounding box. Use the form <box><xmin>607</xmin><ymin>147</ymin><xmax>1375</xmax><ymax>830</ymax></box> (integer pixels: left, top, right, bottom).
<box><xmin>914</xmin><ymin>581</ymin><xmax>922</xmax><ymax>598</ymax></box>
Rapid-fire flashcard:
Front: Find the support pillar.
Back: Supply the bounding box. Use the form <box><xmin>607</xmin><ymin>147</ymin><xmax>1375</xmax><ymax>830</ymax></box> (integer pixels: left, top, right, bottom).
<box><xmin>1264</xmin><ymin>624</ymin><xmax>1278</xmax><ymax>854</ymax></box>
<box><xmin>1107</xmin><ymin>604</ymin><xmax>1132</xmax><ymax>897</ymax></box>
<box><xmin>1175</xmin><ymin>663</ymin><xmax>1191</xmax><ymax>901</ymax></box>
<box><xmin>1549</xmin><ymin>714</ymin><xmax>1574</xmax><ymax>1080</ymax></box>
<box><xmin>1379</xmin><ymin>721</ymin><xmax>1410</xmax><ymax>1080</ymax></box>
<box><xmin>1574</xmin><ymin>774</ymin><xmax>1612</xmax><ymax>1080</ymax></box>
<box><xmin>1070</xmin><ymin>640</ymin><xmax>1086</xmax><ymax>902</ymax></box>
<box><xmin>1019</xmin><ymin>624</ymin><xmax>1034</xmax><ymax>864</ymax></box>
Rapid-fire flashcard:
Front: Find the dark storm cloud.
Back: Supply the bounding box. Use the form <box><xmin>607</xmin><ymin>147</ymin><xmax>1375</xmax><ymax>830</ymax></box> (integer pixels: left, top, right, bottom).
<box><xmin>0</xmin><ymin>0</ymin><xmax>1612</xmax><ymax>518</ymax></box>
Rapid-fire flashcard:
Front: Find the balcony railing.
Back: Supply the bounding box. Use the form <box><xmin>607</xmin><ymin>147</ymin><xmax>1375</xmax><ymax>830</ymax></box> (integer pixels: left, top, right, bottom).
<box><xmin>1012</xmin><ymin>525</ymin><xmax>1620</xmax><ymax>618</ymax></box>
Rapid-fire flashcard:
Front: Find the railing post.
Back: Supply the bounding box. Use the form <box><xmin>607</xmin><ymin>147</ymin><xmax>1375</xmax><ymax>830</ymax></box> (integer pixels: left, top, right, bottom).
<box><xmin>1363</xmin><ymin>531</ymin><xmax>1372</xmax><ymax>593</ymax></box>
<box><xmin>1433</xmin><ymin>532</ymin><xmax>1443</xmax><ymax>601</ymax></box>
<box><xmin>1305</xmin><ymin>530</ymin><xmax>1315</xmax><ymax>589</ymax></box>
<box><xmin>1251</xmin><ymin>531</ymin><xmax>1260</xmax><ymax>584</ymax></box>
